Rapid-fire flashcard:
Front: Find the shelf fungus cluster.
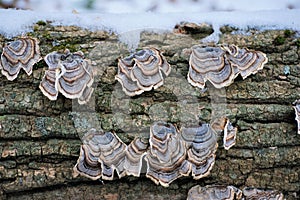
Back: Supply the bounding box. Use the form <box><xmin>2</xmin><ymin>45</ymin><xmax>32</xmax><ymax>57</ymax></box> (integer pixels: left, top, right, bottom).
<box><xmin>188</xmin><ymin>44</ymin><xmax>268</xmax><ymax>89</ymax></box>
<box><xmin>293</xmin><ymin>99</ymin><xmax>300</xmax><ymax>134</ymax></box>
<box><xmin>74</xmin><ymin>129</ymin><xmax>149</xmax><ymax>180</ymax></box>
<box><xmin>187</xmin><ymin>185</ymin><xmax>284</xmax><ymax>200</ymax></box>
<box><xmin>74</xmin><ymin>121</ymin><xmax>221</xmax><ymax>187</ymax></box>
<box><xmin>0</xmin><ymin>37</ymin><xmax>41</xmax><ymax>81</ymax></box>
<box><xmin>39</xmin><ymin>49</ymin><xmax>94</xmax><ymax>104</ymax></box>
<box><xmin>187</xmin><ymin>185</ymin><xmax>242</xmax><ymax>200</ymax></box>
<box><xmin>242</xmin><ymin>187</ymin><xmax>285</xmax><ymax>200</ymax></box>
<box><xmin>115</xmin><ymin>47</ymin><xmax>171</xmax><ymax>96</ymax></box>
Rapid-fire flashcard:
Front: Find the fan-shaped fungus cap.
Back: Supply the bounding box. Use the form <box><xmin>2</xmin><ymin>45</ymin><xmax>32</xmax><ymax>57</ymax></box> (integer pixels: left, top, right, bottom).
<box><xmin>73</xmin><ymin>145</ymin><xmax>103</xmax><ymax>180</ymax></box>
<box><xmin>293</xmin><ymin>99</ymin><xmax>300</xmax><ymax>134</ymax></box>
<box><xmin>92</xmin><ymin>129</ymin><xmax>127</xmax><ymax>180</ymax></box>
<box><xmin>145</xmin><ymin>121</ymin><xmax>190</xmax><ymax>187</ymax></box>
<box><xmin>223</xmin><ymin>119</ymin><xmax>237</xmax><ymax>150</ymax></box>
<box><xmin>211</xmin><ymin>117</ymin><xmax>237</xmax><ymax>150</ymax></box>
<box><xmin>181</xmin><ymin>124</ymin><xmax>218</xmax><ymax>179</ymax></box>
<box><xmin>242</xmin><ymin>187</ymin><xmax>284</xmax><ymax>200</ymax></box>
<box><xmin>116</xmin><ymin>47</ymin><xmax>171</xmax><ymax>96</ymax></box>
<box><xmin>188</xmin><ymin>44</ymin><xmax>268</xmax><ymax>89</ymax></box>
<box><xmin>0</xmin><ymin>37</ymin><xmax>41</xmax><ymax>81</ymax></box>
<box><xmin>188</xmin><ymin>45</ymin><xmax>236</xmax><ymax>89</ymax></box>
<box><xmin>39</xmin><ymin>50</ymin><xmax>94</xmax><ymax>104</ymax></box>
<box><xmin>223</xmin><ymin>44</ymin><xmax>268</xmax><ymax>79</ymax></box>
<box><xmin>74</xmin><ymin>128</ymin><xmax>127</xmax><ymax>180</ymax></box>
<box><xmin>187</xmin><ymin>185</ymin><xmax>242</xmax><ymax>200</ymax></box>
<box><xmin>125</xmin><ymin>137</ymin><xmax>149</xmax><ymax>177</ymax></box>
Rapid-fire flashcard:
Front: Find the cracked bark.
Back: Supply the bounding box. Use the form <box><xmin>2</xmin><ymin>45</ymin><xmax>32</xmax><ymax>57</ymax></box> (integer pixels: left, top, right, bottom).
<box><xmin>0</xmin><ymin>23</ymin><xmax>299</xmax><ymax>199</ymax></box>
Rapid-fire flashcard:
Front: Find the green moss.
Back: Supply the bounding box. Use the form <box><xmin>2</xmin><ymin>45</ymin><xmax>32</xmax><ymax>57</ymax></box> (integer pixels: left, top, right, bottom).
<box><xmin>273</xmin><ymin>35</ymin><xmax>285</xmax><ymax>45</ymax></box>
<box><xmin>284</xmin><ymin>29</ymin><xmax>293</xmax><ymax>38</ymax></box>
<box><xmin>295</xmin><ymin>39</ymin><xmax>300</xmax><ymax>47</ymax></box>
<box><xmin>33</xmin><ymin>60</ymin><xmax>46</xmax><ymax>70</ymax></box>
<box><xmin>36</xmin><ymin>20</ymin><xmax>47</xmax><ymax>26</ymax></box>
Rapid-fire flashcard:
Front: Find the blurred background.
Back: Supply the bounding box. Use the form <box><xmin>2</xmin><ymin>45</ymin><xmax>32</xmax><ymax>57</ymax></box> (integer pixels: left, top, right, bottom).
<box><xmin>0</xmin><ymin>0</ymin><xmax>300</xmax><ymax>13</ymax></box>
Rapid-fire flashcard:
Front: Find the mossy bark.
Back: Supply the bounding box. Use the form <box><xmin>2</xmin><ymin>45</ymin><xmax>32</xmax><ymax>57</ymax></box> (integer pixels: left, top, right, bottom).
<box><xmin>0</xmin><ymin>23</ymin><xmax>299</xmax><ymax>199</ymax></box>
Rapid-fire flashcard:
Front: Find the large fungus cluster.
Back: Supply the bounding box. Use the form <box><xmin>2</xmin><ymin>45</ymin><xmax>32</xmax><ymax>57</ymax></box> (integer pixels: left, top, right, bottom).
<box><xmin>0</xmin><ymin>37</ymin><xmax>41</xmax><ymax>81</ymax></box>
<box><xmin>2</xmin><ymin>33</ymin><xmax>292</xmax><ymax>199</ymax></box>
<box><xmin>116</xmin><ymin>47</ymin><xmax>171</xmax><ymax>96</ymax></box>
<box><xmin>188</xmin><ymin>44</ymin><xmax>268</xmax><ymax>89</ymax></box>
<box><xmin>74</xmin><ymin>121</ymin><xmax>226</xmax><ymax>187</ymax></box>
<box><xmin>39</xmin><ymin>49</ymin><xmax>94</xmax><ymax>104</ymax></box>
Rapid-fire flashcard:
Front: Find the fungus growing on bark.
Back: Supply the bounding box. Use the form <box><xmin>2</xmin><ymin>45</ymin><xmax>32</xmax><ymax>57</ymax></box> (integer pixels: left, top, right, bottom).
<box><xmin>73</xmin><ymin>128</ymin><xmax>127</xmax><ymax>180</ymax></box>
<box><xmin>39</xmin><ymin>50</ymin><xmax>94</xmax><ymax>104</ymax></box>
<box><xmin>116</xmin><ymin>47</ymin><xmax>171</xmax><ymax>96</ymax></box>
<box><xmin>188</xmin><ymin>44</ymin><xmax>268</xmax><ymax>89</ymax></box>
<box><xmin>125</xmin><ymin>137</ymin><xmax>149</xmax><ymax>177</ymax></box>
<box><xmin>223</xmin><ymin>44</ymin><xmax>268</xmax><ymax>79</ymax></box>
<box><xmin>145</xmin><ymin>121</ymin><xmax>190</xmax><ymax>187</ymax></box>
<box><xmin>242</xmin><ymin>187</ymin><xmax>285</xmax><ymax>200</ymax></box>
<box><xmin>73</xmin><ymin>144</ymin><xmax>103</xmax><ymax>180</ymax></box>
<box><xmin>0</xmin><ymin>37</ymin><xmax>41</xmax><ymax>80</ymax></box>
<box><xmin>188</xmin><ymin>45</ymin><xmax>235</xmax><ymax>89</ymax></box>
<box><xmin>223</xmin><ymin>119</ymin><xmax>237</xmax><ymax>150</ymax></box>
<box><xmin>187</xmin><ymin>185</ymin><xmax>242</xmax><ymax>200</ymax></box>
<box><xmin>293</xmin><ymin>99</ymin><xmax>300</xmax><ymax>134</ymax></box>
<box><xmin>181</xmin><ymin>124</ymin><xmax>218</xmax><ymax>179</ymax></box>
<box><xmin>211</xmin><ymin>117</ymin><xmax>237</xmax><ymax>150</ymax></box>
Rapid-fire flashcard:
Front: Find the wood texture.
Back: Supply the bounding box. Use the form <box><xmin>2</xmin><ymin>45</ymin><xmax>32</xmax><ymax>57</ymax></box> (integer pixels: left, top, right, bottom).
<box><xmin>0</xmin><ymin>23</ymin><xmax>299</xmax><ymax>199</ymax></box>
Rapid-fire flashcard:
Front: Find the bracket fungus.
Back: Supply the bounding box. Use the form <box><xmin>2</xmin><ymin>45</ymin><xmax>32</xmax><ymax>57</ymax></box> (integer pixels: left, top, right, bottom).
<box><xmin>74</xmin><ymin>121</ymin><xmax>235</xmax><ymax>187</ymax></box>
<box><xmin>125</xmin><ymin>137</ymin><xmax>149</xmax><ymax>177</ymax></box>
<box><xmin>293</xmin><ymin>99</ymin><xmax>300</xmax><ymax>134</ymax></box>
<box><xmin>211</xmin><ymin>117</ymin><xmax>237</xmax><ymax>150</ymax></box>
<box><xmin>0</xmin><ymin>37</ymin><xmax>41</xmax><ymax>81</ymax></box>
<box><xmin>242</xmin><ymin>187</ymin><xmax>285</xmax><ymax>200</ymax></box>
<box><xmin>223</xmin><ymin>119</ymin><xmax>237</xmax><ymax>150</ymax></box>
<box><xmin>188</xmin><ymin>44</ymin><xmax>268</xmax><ymax>89</ymax></box>
<box><xmin>116</xmin><ymin>47</ymin><xmax>171</xmax><ymax>96</ymax></box>
<box><xmin>187</xmin><ymin>185</ymin><xmax>242</xmax><ymax>200</ymax></box>
<box><xmin>39</xmin><ymin>49</ymin><xmax>94</xmax><ymax>104</ymax></box>
<box><xmin>145</xmin><ymin>121</ymin><xmax>190</xmax><ymax>187</ymax></box>
<box><xmin>180</xmin><ymin>124</ymin><xmax>218</xmax><ymax>179</ymax></box>
<box><xmin>73</xmin><ymin>128</ymin><xmax>127</xmax><ymax>180</ymax></box>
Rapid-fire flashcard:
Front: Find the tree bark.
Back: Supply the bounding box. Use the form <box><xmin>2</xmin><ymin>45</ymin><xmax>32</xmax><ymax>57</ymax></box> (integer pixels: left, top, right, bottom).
<box><xmin>0</xmin><ymin>23</ymin><xmax>299</xmax><ymax>199</ymax></box>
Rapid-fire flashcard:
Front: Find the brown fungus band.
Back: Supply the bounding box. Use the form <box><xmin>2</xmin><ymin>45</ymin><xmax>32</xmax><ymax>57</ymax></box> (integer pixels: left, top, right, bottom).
<box><xmin>39</xmin><ymin>49</ymin><xmax>94</xmax><ymax>104</ymax></box>
<box><xmin>0</xmin><ymin>37</ymin><xmax>41</xmax><ymax>81</ymax></box>
<box><xmin>188</xmin><ymin>44</ymin><xmax>268</xmax><ymax>89</ymax></box>
<box><xmin>116</xmin><ymin>47</ymin><xmax>171</xmax><ymax>96</ymax></box>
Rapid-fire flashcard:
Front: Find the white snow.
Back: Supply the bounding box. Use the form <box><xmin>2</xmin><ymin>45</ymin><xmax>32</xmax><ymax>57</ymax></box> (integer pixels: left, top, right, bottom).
<box><xmin>8</xmin><ymin>0</ymin><xmax>300</xmax><ymax>13</ymax></box>
<box><xmin>0</xmin><ymin>8</ymin><xmax>300</xmax><ymax>48</ymax></box>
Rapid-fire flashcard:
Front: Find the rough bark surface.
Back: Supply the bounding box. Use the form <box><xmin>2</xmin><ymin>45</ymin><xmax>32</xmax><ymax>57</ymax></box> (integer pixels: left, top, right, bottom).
<box><xmin>0</xmin><ymin>22</ymin><xmax>299</xmax><ymax>199</ymax></box>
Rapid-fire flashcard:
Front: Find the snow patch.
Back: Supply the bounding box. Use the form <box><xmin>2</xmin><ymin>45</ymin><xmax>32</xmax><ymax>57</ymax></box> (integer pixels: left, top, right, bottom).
<box><xmin>0</xmin><ymin>9</ymin><xmax>300</xmax><ymax>48</ymax></box>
